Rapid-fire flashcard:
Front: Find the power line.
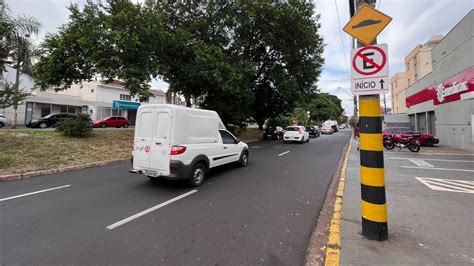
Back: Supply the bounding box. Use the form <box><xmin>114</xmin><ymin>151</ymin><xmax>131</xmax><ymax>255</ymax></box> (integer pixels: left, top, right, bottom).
<box><xmin>377</xmin><ymin>0</ymin><xmax>382</xmax><ymax>9</ymax></box>
<box><xmin>334</xmin><ymin>0</ymin><xmax>350</xmax><ymax>78</ymax></box>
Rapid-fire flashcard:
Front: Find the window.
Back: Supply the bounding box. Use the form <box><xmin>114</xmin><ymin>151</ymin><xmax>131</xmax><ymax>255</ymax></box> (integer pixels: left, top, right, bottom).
<box><xmin>138</xmin><ymin>112</ymin><xmax>153</xmax><ymax>138</ymax></box>
<box><xmin>60</xmin><ymin>106</ymin><xmax>67</xmax><ymax>113</ymax></box>
<box><xmin>41</xmin><ymin>108</ymin><xmax>50</xmax><ymax>117</ymax></box>
<box><xmin>399</xmin><ymin>128</ymin><xmax>410</xmax><ymax>134</ymax></box>
<box><xmin>154</xmin><ymin>112</ymin><xmax>170</xmax><ymax>139</ymax></box>
<box><xmin>219</xmin><ymin>130</ymin><xmax>236</xmax><ymax>144</ymax></box>
<box><xmin>120</xmin><ymin>94</ymin><xmax>131</xmax><ymax>101</ymax></box>
<box><xmin>91</xmin><ymin>89</ymin><xmax>94</xmax><ymax>93</ymax></box>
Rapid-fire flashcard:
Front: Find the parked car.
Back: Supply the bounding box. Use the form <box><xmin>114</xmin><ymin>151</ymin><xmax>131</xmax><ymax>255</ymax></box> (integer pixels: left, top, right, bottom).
<box><xmin>321</xmin><ymin>126</ymin><xmax>334</xmax><ymax>135</ymax></box>
<box><xmin>338</xmin><ymin>124</ymin><xmax>347</xmax><ymax>129</ymax></box>
<box><xmin>263</xmin><ymin>126</ymin><xmax>284</xmax><ymax>140</ymax></box>
<box><xmin>383</xmin><ymin>127</ymin><xmax>439</xmax><ymax>147</ymax></box>
<box><xmin>92</xmin><ymin>116</ymin><xmax>129</xmax><ymax>128</ymax></box>
<box><xmin>283</xmin><ymin>126</ymin><xmax>310</xmax><ymax>143</ymax></box>
<box><xmin>0</xmin><ymin>114</ymin><xmax>7</xmax><ymax>128</ymax></box>
<box><xmin>130</xmin><ymin>104</ymin><xmax>249</xmax><ymax>187</ymax></box>
<box><xmin>306</xmin><ymin>126</ymin><xmax>320</xmax><ymax>138</ymax></box>
<box><xmin>26</xmin><ymin>113</ymin><xmax>76</xmax><ymax>128</ymax></box>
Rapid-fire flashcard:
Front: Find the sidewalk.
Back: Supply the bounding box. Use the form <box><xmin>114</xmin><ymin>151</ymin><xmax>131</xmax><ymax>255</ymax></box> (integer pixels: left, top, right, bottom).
<box><xmin>339</xmin><ymin>143</ymin><xmax>474</xmax><ymax>265</ymax></box>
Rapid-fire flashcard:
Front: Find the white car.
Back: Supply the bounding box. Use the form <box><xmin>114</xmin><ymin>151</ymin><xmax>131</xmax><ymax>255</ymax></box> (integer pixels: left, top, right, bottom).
<box><xmin>283</xmin><ymin>126</ymin><xmax>310</xmax><ymax>144</ymax></box>
<box><xmin>0</xmin><ymin>114</ymin><xmax>7</xmax><ymax>128</ymax></box>
<box><xmin>321</xmin><ymin>126</ymin><xmax>333</xmax><ymax>134</ymax></box>
<box><xmin>130</xmin><ymin>104</ymin><xmax>249</xmax><ymax>187</ymax></box>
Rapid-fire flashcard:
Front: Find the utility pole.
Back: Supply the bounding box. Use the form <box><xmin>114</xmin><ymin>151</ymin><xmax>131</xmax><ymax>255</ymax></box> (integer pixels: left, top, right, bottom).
<box><xmin>353</xmin><ymin>0</ymin><xmax>388</xmax><ymax>241</ymax></box>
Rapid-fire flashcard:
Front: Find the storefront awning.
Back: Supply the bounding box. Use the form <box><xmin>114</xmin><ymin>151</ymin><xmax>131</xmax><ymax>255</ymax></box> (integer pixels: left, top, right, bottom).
<box><xmin>112</xmin><ymin>100</ymin><xmax>140</xmax><ymax>110</ymax></box>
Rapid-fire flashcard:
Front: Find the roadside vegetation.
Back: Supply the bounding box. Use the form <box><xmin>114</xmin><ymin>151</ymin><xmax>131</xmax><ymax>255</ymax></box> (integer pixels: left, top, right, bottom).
<box><xmin>0</xmin><ymin>130</ymin><xmax>133</xmax><ymax>176</ymax></box>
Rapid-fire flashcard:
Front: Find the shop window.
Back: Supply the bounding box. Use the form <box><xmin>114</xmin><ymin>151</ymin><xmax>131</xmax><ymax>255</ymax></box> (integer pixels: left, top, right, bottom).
<box><xmin>60</xmin><ymin>106</ymin><xmax>67</xmax><ymax>113</ymax></box>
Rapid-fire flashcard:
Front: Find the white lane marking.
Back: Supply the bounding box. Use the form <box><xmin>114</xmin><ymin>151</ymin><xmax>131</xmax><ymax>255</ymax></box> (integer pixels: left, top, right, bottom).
<box><xmin>106</xmin><ymin>190</ymin><xmax>198</xmax><ymax>230</ymax></box>
<box><xmin>386</xmin><ymin>152</ymin><xmax>474</xmax><ymax>156</ymax></box>
<box><xmin>415</xmin><ymin>177</ymin><xmax>474</xmax><ymax>193</ymax></box>
<box><xmin>402</xmin><ymin>166</ymin><xmax>474</xmax><ymax>173</ymax></box>
<box><xmin>0</xmin><ymin>185</ymin><xmax>71</xmax><ymax>202</ymax></box>
<box><xmin>278</xmin><ymin>151</ymin><xmax>290</xmax><ymax>157</ymax></box>
<box><xmin>408</xmin><ymin>159</ymin><xmax>434</xmax><ymax>167</ymax></box>
<box><xmin>390</xmin><ymin>157</ymin><xmax>474</xmax><ymax>163</ymax></box>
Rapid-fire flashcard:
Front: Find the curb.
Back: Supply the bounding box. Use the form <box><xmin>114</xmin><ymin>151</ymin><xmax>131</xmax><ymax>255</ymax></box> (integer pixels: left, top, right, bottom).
<box><xmin>324</xmin><ymin>135</ymin><xmax>353</xmax><ymax>265</ymax></box>
<box><xmin>305</xmin><ymin>134</ymin><xmax>353</xmax><ymax>266</ymax></box>
<box><xmin>0</xmin><ymin>159</ymin><xmax>129</xmax><ymax>182</ymax></box>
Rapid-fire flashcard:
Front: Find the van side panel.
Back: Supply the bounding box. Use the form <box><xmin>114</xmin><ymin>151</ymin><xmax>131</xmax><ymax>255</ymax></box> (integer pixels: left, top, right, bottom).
<box><xmin>185</xmin><ymin>113</ymin><xmax>219</xmax><ymax>143</ymax></box>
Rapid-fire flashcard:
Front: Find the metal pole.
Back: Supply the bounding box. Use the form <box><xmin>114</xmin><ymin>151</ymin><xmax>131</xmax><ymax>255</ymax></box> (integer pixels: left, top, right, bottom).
<box><xmin>355</xmin><ymin>0</ymin><xmax>388</xmax><ymax>241</ymax></box>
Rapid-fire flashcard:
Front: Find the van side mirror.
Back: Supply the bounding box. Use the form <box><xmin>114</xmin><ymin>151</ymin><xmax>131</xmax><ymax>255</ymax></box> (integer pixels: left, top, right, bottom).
<box><xmin>235</xmin><ymin>139</ymin><xmax>240</xmax><ymax>144</ymax></box>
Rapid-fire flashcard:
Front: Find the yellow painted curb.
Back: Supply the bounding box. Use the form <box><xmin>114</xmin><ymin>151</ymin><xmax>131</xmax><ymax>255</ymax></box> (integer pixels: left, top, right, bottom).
<box><xmin>324</xmin><ymin>134</ymin><xmax>353</xmax><ymax>266</ymax></box>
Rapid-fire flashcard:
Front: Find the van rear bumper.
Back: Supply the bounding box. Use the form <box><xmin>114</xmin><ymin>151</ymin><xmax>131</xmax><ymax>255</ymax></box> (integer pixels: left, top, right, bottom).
<box><xmin>166</xmin><ymin>160</ymin><xmax>193</xmax><ymax>180</ymax></box>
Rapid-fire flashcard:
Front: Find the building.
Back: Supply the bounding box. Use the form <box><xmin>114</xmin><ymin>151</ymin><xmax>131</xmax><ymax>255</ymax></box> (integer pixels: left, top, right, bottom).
<box><xmin>405</xmin><ymin>35</ymin><xmax>443</xmax><ymax>86</ymax></box>
<box><xmin>405</xmin><ymin>11</ymin><xmax>474</xmax><ymax>151</ymax></box>
<box><xmin>1</xmin><ymin>80</ymin><xmax>166</xmax><ymax>126</ymax></box>
<box><xmin>390</xmin><ymin>72</ymin><xmax>408</xmax><ymax>114</ymax></box>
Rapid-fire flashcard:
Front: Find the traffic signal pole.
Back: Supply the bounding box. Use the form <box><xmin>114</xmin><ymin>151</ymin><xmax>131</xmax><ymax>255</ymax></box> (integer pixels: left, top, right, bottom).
<box><xmin>354</xmin><ymin>0</ymin><xmax>388</xmax><ymax>241</ymax></box>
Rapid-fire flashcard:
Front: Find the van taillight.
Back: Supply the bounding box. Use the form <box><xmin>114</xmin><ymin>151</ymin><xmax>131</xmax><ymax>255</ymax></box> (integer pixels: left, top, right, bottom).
<box><xmin>170</xmin><ymin>145</ymin><xmax>187</xmax><ymax>155</ymax></box>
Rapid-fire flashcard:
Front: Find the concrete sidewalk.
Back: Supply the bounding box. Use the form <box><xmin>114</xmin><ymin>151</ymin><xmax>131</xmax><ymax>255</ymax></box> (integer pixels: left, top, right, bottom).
<box><xmin>339</xmin><ymin>143</ymin><xmax>474</xmax><ymax>265</ymax></box>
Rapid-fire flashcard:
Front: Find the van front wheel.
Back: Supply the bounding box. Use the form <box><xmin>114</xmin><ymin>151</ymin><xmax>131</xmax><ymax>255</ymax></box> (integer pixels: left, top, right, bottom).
<box><xmin>239</xmin><ymin>151</ymin><xmax>249</xmax><ymax>167</ymax></box>
<box><xmin>188</xmin><ymin>163</ymin><xmax>206</xmax><ymax>187</ymax></box>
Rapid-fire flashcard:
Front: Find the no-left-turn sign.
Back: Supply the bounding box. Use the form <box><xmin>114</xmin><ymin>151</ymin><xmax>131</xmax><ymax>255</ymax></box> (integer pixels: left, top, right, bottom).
<box><xmin>351</xmin><ymin>43</ymin><xmax>389</xmax><ymax>95</ymax></box>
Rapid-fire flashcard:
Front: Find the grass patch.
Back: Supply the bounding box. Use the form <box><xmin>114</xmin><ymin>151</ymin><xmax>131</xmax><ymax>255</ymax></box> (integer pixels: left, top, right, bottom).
<box><xmin>236</xmin><ymin>128</ymin><xmax>263</xmax><ymax>142</ymax></box>
<box><xmin>0</xmin><ymin>130</ymin><xmax>133</xmax><ymax>176</ymax></box>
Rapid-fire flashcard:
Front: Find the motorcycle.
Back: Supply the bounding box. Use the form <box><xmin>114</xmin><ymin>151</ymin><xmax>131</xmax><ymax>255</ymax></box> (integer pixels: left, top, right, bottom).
<box><xmin>384</xmin><ymin>134</ymin><xmax>421</xmax><ymax>152</ymax></box>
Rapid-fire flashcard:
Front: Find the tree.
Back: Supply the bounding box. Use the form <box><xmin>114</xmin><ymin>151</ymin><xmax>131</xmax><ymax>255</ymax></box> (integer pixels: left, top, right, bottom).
<box><xmin>290</xmin><ymin>107</ymin><xmax>308</xmax><ymax>125</ymax></box>
<box><xmin>0</xmin><ymin>78</ymin><xmax>29</xmax><ymax>109</ymax></box>
<box><xmin>307</xmin><ymin>93</ymin><xmax>342</xmax><ymax>124</ymax></box>
<box><xmin>34</xmin><ymin>0</ymin><xmax>324</xmax><ymax>131</ymax></box>
<box><xmin>1</xmin><ymin>4</ymin><xmax>41</xmax><ymax>128</ymax></box>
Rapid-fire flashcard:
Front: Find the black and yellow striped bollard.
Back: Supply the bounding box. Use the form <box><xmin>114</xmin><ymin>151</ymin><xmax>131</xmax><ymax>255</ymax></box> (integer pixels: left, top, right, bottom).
<box><xmin>359</xmin><ymin>95</ymin><xmax>388</xmax><ymax>241</ymax></box>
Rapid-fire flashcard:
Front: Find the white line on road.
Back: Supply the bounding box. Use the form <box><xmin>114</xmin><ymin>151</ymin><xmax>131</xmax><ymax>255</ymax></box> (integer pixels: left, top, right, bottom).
<box><xmin>0</xmin><ymin>185</ymin><xmax>71</xmax><ymax>202</ymax></box>
<box><xmin>390</xmin><ymin>157</ymin><xmax>474</xmax><ymax>163</ymax></box>
<box><xmin>408</xmin><ymin>159</ymin><xmax>434</xmax><ymax>167</ymax></box>
<box><xmin>106</xmin><ymin>190</ymin><xmax>198</xmax><ymax>230</ymax></box>
<box><xmin>386</xmin><ymin>152</ymin><xmax>474</xmax><ymax>156</ymax></box>
<box><xmin>415</xmin><ymin>177</ymin><xmax>474</xmax><ymax>193</ymax></box>
<box><xmin>278</xmin><ymin>151</ymin><xmax>290</xmax><ymax>157</ymax></box>
<box><xmin>402</xmin><ymin>166</ymin><xmax>474</xmax><ymax>173</ymax></box>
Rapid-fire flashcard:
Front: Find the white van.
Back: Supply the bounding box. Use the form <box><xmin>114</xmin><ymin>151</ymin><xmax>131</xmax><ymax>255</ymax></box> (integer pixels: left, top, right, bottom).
<box><xmin>130</xmin><ymin>104</ymin><xmax>249</xmax><ymax>186</ymax></box>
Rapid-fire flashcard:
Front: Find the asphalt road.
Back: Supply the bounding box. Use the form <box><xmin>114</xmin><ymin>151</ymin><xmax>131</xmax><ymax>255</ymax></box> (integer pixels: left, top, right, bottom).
<box><xmin>1</xmin><ymin>130</ymin><xmax>351</xmax><ymax>265</ymax></box>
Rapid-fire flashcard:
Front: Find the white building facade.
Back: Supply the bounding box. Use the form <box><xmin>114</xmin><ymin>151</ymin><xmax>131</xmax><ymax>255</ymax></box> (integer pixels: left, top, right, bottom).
<box><xmin>2</xmin><ymin>80</ymin><xmax>166</xmax><ymax>126</ymax></box>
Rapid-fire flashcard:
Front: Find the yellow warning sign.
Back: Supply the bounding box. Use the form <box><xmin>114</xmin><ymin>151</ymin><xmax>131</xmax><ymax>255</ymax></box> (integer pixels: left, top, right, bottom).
<box><xmin>343</xmin><ymin>4</ymin><xmax>392</xmax><ymax>46</ymax></box>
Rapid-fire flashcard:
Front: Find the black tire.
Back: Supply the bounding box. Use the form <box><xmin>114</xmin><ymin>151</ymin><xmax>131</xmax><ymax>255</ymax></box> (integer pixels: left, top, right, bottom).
<box><xmin>423</xmin><ymin>139</ymin><xmax>434</xmax><ymax>147</ymax></box>
<box><xmin>123</xmin><ymin>123</ymin><xmax>129</xmax><ymax>128</ymax></box>
<box><xmin>408</xmin><ymin>143</ymin><xmax>420</xmax><ymax>153</ymax></box>
<box><xmin>39</xmin><ymin>122</ymin><xmax>48</xmax><ymax>129</ymax></box>
<box><xmin>239</xmin><ymin>151</ymin><xmax>249</xmax><ymax>167</ymax></box>
<box><xmin>384</xmin><ymin>142</ymin><xmax>395</xmax><ymax>150</ymax></box>
<box><xmin>187</xmin><ymin>163</ymin><xmax>206</xmax><ymax>187</ymax></box>
<box><xmin>300</xmin><ymin>137</ymin><xmax>304</xmax><ymax>144</ymax></box>
<box><xmin>307</xmin><ymin>137</ymin><xmax>310</xmax><ymax>143</ymax></box>
<box><xmin>147</xmin><ymin>176</ymin><xmax>159</xmax><ymax>180</ymax></box>
<box><xmin>284</xmin><ymin>140</ymin><xmax>287</xmax><ymax>143</ymax></box>
<box><xmin>0</xmin><ymin>122</ymin><xmax>4</xmax><ymax>128</ymax></box>
<box><xmin>100</xmin><ymin>123</ymin><xmax>107</xmax><ymax>128</ymax></box>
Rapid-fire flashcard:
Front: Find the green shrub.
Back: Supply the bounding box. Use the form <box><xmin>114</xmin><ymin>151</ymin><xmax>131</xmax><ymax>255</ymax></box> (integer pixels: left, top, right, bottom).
<box><xmin>56</xmin><ymin>114</ymin><xmax>93</xmax><ymax>137</ymax></box>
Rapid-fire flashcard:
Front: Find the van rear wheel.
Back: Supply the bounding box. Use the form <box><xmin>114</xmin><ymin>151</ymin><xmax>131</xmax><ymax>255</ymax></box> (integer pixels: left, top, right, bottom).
<box><xmin>188</xmin><ymin>163</ymin><xmax>206</xmax><ymax>187</ymax></box>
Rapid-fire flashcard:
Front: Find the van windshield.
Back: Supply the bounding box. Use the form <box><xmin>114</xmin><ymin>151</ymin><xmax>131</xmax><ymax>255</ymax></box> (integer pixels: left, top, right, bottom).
<box><xmin>285</xmin><ymin>127</ymin><xmax>298</xmax><ymax>131</ymax></box>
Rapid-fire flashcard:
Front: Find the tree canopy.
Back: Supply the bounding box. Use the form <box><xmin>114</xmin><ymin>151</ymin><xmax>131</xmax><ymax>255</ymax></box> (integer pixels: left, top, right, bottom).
<box><xmin>33</xmin><ymin>0</ymin><xmax>325</xmax><ymax>130</ymax></box>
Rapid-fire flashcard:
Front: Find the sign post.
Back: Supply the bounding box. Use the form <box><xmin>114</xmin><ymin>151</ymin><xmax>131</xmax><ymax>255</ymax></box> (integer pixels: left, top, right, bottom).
<box><xmin>345</xmin><ymin>0</ymin><xmax>390</xmax><ymax>241</ymax></box>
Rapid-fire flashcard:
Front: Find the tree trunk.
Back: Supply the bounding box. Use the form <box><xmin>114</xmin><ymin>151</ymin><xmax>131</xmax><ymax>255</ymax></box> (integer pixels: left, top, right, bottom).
<box><xmin>257</xmin><ymin>119</ymin><xmax>264</xmax><ymax>130</ymax></box>
<box><xmin>12</xmin><ymin>60</ymin><xmax>21</xmax><ymax>129</ymax></box>
<box><xmin>185</xmin><ymin>96</ymin><xmax>191</xmax><ymax>107</ymax></box>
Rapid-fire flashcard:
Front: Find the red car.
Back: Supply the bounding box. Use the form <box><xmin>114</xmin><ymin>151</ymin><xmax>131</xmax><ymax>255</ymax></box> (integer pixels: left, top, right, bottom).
<box><xmin>382</xmin><ymin>127</ymin><xmax>439</xmax><ymax>147</ymax></box>
<box><xmin>92</xmin><ymin>116</ymin><xmax>129</xmax><ymax>128</ymax></box>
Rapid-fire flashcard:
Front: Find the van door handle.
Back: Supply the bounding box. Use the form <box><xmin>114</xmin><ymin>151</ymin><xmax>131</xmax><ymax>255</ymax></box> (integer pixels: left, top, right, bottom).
<box><xmin>223</xmin><ymin>147</ymin><xmax>228</xmax><ymax>149</ymax></box>
<box><xmin>155</xmin><ymin>142</ymin><xmax>161</xmax><ymax>145</ymax></box>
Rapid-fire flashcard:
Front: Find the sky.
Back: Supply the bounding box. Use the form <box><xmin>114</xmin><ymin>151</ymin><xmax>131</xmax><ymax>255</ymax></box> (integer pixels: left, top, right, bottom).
<box><xmin>5</xmin><ymin>0</ymin><xmax>473</xmax><ymax>115</ymax></box>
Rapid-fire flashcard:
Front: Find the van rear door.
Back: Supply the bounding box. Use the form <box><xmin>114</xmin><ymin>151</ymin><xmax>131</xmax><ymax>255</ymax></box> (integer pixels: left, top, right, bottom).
<box><xmin>134</xmin><ymin>110</ymin><xmax>154</xmax><ymax>169</ymax></box>
<box><xmin>149</xmin><ymin>109</ymin><xmax>171</xmax><ymax>176</ymax></box>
